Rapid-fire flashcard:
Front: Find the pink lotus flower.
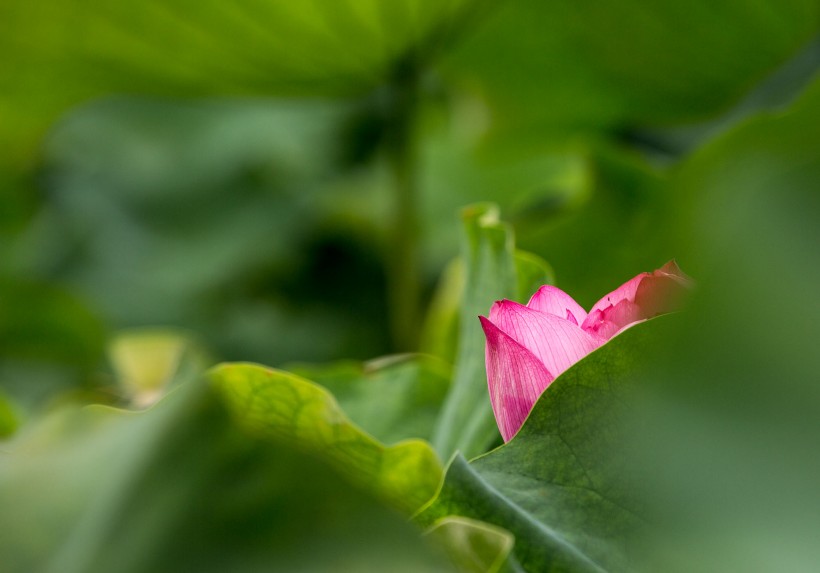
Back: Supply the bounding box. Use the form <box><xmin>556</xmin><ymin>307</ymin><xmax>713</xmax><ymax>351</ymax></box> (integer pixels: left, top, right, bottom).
<box><xmin>480</xmin><ymin>261</ymin><xmax>691</xmax><ymax>442</ymax></box>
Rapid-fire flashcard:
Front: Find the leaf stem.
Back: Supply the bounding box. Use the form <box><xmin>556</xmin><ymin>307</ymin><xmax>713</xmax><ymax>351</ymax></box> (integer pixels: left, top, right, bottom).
<box><xmin>385</xmin><ymin>58</ymin><xmax>421</xmax><ymax>351</ymax></box>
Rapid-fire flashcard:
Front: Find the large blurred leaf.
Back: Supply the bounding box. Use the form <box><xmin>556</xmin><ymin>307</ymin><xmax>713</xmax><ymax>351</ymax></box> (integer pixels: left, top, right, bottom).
<box><xmin>430</xmin><ymin>203</ymin><xmax>553</xmax><ymax>459</ymax></box>
<box><xmin>629</xmin><ymin>75</ymin><xmax>820</xmax><ymax>570</ymax></box>
<box><xmin>419</xmin><ymin>318</ymin><xmax>665</xmax><ymax>572</ymax></box>
<box><xmin>0</xmin><ymin>0</ymin><xmax>476</xmax><ymax>161</ymax></box>
<box><xmin>286</xmin><ymin>354</ymin><xmax>451</xmax><ymax>445</ymax></box>
<box><xmin>0</xmin><ymin>376</ymin><xmax>454</xmax><ymax>573</ymax></box>
<box><xmin>442</xmin><ymin>0</ymin><xmax>819</xmax><ymax>137</ymax></box>
<box><xmin>210</xmin><ymin>362</ymin><xmax>442</xmax><ymax>514</ymax></box>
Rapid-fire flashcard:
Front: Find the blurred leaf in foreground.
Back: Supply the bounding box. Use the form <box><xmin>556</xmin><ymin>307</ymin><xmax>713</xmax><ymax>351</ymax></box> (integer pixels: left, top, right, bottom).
<box><xmin>0</xmin><ymin>375</ymin><xmax>453</xmax><ymax>573</ymax></box>
<box><xmin>629</xmin><ymin>74</ymin><xmax>820</xmax><ymax>570</ymax></box>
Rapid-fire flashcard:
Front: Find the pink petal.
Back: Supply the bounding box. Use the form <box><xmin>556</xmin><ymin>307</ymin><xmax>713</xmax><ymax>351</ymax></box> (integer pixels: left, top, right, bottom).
<box><xmin>582</xmin><ymin>299</ymin><xmax>642</xmax><ymax>339</ymax></box>
<box><xmin>637</xmin><ymin>260</ymin><xmax>692</xmax><ymax>310</ymax></box>
<box><xmin>582</xmin><ymin>260</ymin><xmax>693</xmax><ymax>339</ymax></box>
<box><xmin>480</xmin><ymin>316</ymin><xmax>555</xmax><ymax>442</ymax></box>
<box><xmin>657</xmin><ymin>260</ymin><xmax>683</xmax><ymax>277</ymax></box>
<box><xmin>525</xmin><ymin>285</ymin><xmax>588</xmax><ymax>326</ymax></box>
<box><xmin>586</xmin><ymin>274</ymin><xmax>646</xmax><ymax>320</ymax></box>
<box><xmin>489</xmin><ymin>300</ymin><xmax>603</xmax><ymax>381</ymax></box>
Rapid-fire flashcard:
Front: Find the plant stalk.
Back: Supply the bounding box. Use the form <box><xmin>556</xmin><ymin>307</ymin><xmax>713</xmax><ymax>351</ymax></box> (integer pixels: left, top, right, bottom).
<box><xmin>385</xmin><ymin>60</ymin><xmax>421</xmax><ymax>352</ymax></box>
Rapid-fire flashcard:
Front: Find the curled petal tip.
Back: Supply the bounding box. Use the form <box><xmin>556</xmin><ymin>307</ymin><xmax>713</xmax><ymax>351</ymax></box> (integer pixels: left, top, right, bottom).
<box><xmin>526</xmin><ymin>284</ymin><xmax>588</xmax><ymax>326</ymax></box>
<box><xmin>657</xmin><ymin>259</ymin><xmax>695</xmax><ymax>287</ymax></box>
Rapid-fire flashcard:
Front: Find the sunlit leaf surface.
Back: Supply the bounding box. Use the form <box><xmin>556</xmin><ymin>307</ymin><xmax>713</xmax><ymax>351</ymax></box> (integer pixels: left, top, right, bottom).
<box><xmin>211</xmin><ymin>362</ymin><xmax>443</xmax><ymax>514</ymax></box>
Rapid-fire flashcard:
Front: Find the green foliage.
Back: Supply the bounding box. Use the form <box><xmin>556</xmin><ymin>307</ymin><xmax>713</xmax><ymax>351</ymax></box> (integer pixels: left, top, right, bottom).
<box><xmin>1</xmin><ymin>2</ymin><xmax>818</xmax><ymax>571</ymax></box>
<box><xmin>26</xmin><ymin>98</ymin><xmax>388</xmax><ymax>366</ymax></box>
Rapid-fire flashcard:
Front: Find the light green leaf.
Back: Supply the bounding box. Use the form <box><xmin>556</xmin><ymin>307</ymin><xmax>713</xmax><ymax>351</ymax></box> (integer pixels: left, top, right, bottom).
<box><xmin>419</xmin><ymin>318</ymin><xmax>668</xmax><ymax>572</ymax></box>
<box><xmin>0</xmin><ymin>391</ymin><xmax>19</xmax><ymax>438</ymax></box>
<box><xmin>421</xmin><ymin>258</ymin><xmax>466</xmax><ymax>364</ymax></box>
<box><xmin>210</xmin><ymin>362</ymin><xmax>443</xmax><ymax>514</ymax></box>
<box><xmin>108</xmin><ymin>328</ymin><xmax>212</xmax><ymax>407</ymax></box>
<box><xmin>286</xmin><ymin>354</ymin><xmax>451</xmax><ymax>445</ymax></box>
<box><xmin>0</xmin><ymin>377</ymin><xmax>454</xmax><ymax>573</ymax></box>
<box><xmin>426</xmin><ymin>516</ymin><xmax>521</xmax><ymax>573</ymax></box>
<box><xmin>431</xmin><ymin>203</ymin><xmax>553</xmax><ymax>459</ymax></box>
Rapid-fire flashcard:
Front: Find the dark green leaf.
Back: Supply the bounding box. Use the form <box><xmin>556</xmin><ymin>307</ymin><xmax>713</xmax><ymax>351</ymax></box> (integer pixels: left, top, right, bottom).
<box><xmin>419</xmin><ymin>318</ymin><xmax>667</xmax><ymax>572</ymax></box>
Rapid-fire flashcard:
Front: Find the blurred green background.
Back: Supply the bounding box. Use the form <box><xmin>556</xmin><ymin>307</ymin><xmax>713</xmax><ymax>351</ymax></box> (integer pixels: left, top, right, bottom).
<box><xmin>3</xmin><ymin>0</ymin><xmax>815</xmax><ymax>409</ymax></box>
<box><xmin>1</xmin><ymin>1</ymin><xmax>819</xmax><ymax>571</ymax></box>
